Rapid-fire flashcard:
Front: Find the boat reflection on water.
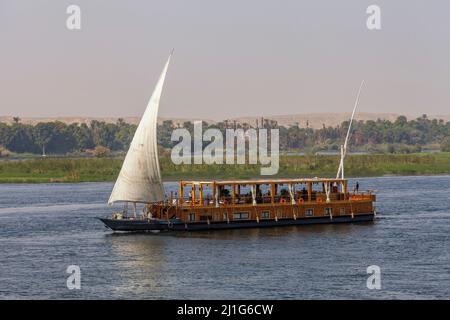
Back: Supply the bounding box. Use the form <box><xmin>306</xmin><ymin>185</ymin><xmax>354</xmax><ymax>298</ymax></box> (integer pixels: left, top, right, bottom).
<box><xmin>103</xmin><ymin>233</ymin><xmax>169</xmax><ymax>297</ymax></box>
<box><xmin>100</xmin><ymin>220</ymin><xmax>375</xmax><ymax>298</ymax></box>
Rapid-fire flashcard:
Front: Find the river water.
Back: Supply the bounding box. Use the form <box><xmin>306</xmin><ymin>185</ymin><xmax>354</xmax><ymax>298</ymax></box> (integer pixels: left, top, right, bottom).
<box><xmin>0</xmin><ymin>176</ymin><xmax>449</xmax><ymax>299</ymax></box>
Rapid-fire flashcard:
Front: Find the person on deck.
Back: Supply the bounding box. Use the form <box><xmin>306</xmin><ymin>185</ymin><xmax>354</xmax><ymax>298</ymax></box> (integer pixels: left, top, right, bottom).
<box><xmin>301</xmin><ymin>187</ymin><xmax>307</xmax><ymax>200</ymax></box>
<box><xmin>332</xmin><ymin>182</ymin><xmax>338</xmax><ymax>193</ymax></box>
<box><xmin>355</xmin><ymin>181</ymin><xmax>360</xmax><ymax>193</ymax></box>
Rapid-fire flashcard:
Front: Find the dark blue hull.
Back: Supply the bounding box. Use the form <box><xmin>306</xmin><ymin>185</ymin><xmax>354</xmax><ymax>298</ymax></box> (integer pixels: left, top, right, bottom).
<box><xmin>98</xmin><ymin>218</ymin><xmax>169</xmax><ymax>232</ymax></box>
<box><xmin>99</xmin><ymin>213</ymin><xmax>375</xmax><ymax>232</ymax></box>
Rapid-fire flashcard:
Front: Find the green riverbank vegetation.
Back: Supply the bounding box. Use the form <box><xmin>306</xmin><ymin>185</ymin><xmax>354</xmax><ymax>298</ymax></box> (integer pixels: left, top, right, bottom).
<box><xmin>1</xmin><ymin>153</ymin><xmax>450</xmax><ymax>183</ymax></box>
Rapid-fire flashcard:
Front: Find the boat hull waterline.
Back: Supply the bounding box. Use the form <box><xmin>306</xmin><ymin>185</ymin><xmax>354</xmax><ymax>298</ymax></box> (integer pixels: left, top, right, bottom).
<box><xmin>99</xmin><ymin>213</ymin><xmax>375</xmax><ymax>232</ymax></box>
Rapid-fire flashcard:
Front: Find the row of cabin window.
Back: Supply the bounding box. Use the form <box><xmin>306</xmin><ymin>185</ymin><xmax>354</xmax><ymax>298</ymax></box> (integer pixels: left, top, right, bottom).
<box><xmin>187</xmin><ymin>207</ymin><xmax>345</xmax><ymax>222</ymax></box>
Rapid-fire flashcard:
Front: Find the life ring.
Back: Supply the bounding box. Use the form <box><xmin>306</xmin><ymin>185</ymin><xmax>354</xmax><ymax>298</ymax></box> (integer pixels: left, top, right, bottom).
<box><xmin>280</xmin><ymin>198</ymin><xmax>286</xmax><ymax>204</ymax></box>
<box><xmin>317</xmin><ymin>198</ymin><xmax>323</xmax><ymax>203</ymax></box>
<box><xmin>298</xmin><ymin>198</ymin><xmax>305</xmax><ymax>205</ymax></box>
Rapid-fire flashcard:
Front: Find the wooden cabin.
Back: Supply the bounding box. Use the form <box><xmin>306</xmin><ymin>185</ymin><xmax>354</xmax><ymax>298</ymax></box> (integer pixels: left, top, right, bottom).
<box><xmin>150</xmin><ymin>178</ymin><xmax>376</xmax><ymax>225</ymax></box>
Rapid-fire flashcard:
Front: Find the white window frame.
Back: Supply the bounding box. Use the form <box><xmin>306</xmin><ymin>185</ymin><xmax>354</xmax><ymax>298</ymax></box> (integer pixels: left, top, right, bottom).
<box><xmin>233</xmin><ymin>212</ymin><xmax>249</xmax><ymax>220</ymax></box>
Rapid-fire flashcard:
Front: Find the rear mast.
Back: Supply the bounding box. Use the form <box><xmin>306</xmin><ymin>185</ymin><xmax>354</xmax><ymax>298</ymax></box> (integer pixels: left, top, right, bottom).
<box><xmin>336</xmin><ymin>80</ymin><xmax>365</xmax><ymax>180</ymax></box>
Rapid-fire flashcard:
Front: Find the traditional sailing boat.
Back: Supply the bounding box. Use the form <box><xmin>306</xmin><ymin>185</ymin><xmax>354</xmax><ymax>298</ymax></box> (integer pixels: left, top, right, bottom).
<box><xmin>99</xmin><ymin>54</ymin><xmax>376</xmax><ymax>232</ymax></box>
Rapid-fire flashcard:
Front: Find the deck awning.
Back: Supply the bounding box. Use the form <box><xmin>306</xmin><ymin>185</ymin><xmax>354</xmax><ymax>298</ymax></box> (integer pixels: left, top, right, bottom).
<box><xmin>180</xmin><ymin>177</ymin><xmax>346</xmax><ymax>186</ymax></box>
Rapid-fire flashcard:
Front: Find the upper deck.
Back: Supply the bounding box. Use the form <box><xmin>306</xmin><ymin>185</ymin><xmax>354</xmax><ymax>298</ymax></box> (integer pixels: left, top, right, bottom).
<box><xmin>169</xmin><ymin>177</ymin><xmax>374</xmax><ymax>208</ymax></box>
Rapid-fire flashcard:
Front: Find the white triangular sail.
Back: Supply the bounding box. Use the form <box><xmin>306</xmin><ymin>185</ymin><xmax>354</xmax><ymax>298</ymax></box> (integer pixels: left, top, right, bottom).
<box><xmin>108</xmin><ymin>53</ymin><xmax>172</xmax><ymax>205</ymax></box>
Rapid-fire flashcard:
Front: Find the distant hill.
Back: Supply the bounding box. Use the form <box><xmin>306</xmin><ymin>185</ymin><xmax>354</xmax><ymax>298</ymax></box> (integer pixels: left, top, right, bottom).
<box><xmin>1</xmin><ymin>113</ymin><xmax>449</xmax><ymax>129</ymax></box>
<box><xmin>0</xmin><ymin>116</ymin><xmax>210</xmax><ymax>127</ymax></box>
<box><xmin>226</xmin><ymin>112</ymin><xmax>405</xmax><ymax>128</ymax></box>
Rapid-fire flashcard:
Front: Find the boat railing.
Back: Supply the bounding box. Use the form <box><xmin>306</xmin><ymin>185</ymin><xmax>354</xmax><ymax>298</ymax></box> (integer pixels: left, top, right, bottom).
<box><xmin>348</xmin><ymin>191</ymin><xmax>375</xmax><ymax>201</ymax></box>
<box><xmin>174</xmin><ymin>192</ymin><xmax>351</xmax><ymax>208</ymax></box>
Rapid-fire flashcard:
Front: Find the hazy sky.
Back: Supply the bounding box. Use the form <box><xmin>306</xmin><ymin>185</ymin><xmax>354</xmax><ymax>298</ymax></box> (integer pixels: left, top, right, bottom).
<box><xmin>1</xmin><ymin>0</ymin><xmax>449</xmax><ymax>119</ymax></box>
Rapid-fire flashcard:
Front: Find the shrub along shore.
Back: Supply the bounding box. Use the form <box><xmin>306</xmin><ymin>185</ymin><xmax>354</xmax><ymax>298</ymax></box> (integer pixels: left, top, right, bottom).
<box><xmin>1</xmin><ymin>153</ymin><xmax>450</xmax><ymax>183</ymax></box>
